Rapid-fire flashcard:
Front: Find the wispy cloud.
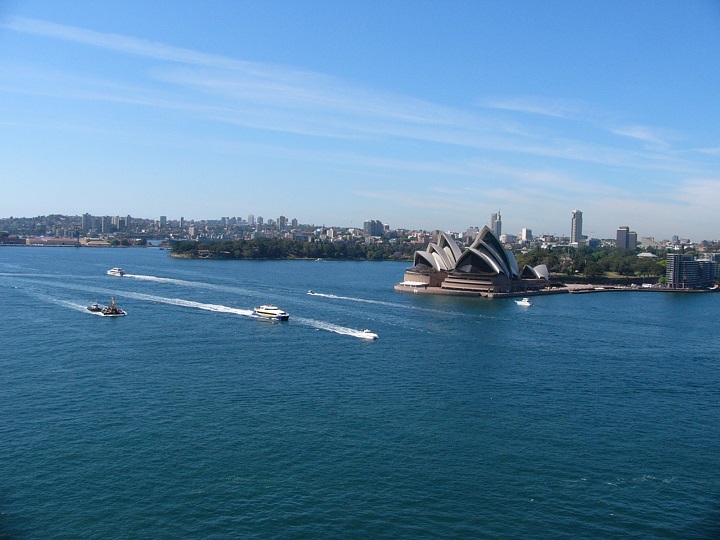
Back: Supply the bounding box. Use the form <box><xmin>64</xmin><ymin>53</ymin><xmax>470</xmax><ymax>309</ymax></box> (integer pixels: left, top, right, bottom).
<box><xmin>478</xmin><ymin>96</ymin><xmax>587</xmax><ymax>119</ymax></box>
<box><xmin>2</xmin><ymin>15</ymin><xmax>712</xmax><ymax>194</ymax></box>
<box><xmin>609</xmin><ymin>124</ymin><xmax>680</xmax><ymax>150</ymax></box>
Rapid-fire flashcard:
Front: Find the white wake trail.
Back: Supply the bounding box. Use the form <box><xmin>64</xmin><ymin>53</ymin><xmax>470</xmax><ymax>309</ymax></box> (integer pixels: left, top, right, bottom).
<box><xmin>293</xmin><ymin>316</ymin><xmax>378</xmax><ymax>340</ymax></box>
<box><xmin>122</xmin><ymin>291</ymin><xmax>254</xmax><ymax>317</ymax></box>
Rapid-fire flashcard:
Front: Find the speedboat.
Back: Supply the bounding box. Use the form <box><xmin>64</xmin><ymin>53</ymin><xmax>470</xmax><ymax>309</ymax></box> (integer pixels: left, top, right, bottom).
<box><xmin>515</xmin><ymin>297</ymin><xmax>532</xmax><ymax>306</ymax></box>
<box><xmin>307</xmin><ymin>290</ymin><xmax>316</xmax><ymax>295</ymax></box>
<box><xmin>359</xmin><ymin>329</ymin><xmax>379</xmax><ymax>340</ymax></box>
<box><xmin>100</xmin><ymin>297</ymin><xmax>126</xmax><ymax>317</ymax></box>
<box><xmin>107</xmin><ymin>267</ymin><xmax>125</xmax><ymax>277</ymax></box>
<box><xmin>87</xmin><ymin>302</ymin><xmax>102</xmax><ymax>313</ymax></box>
<box><xmin>251</xmin><ymin>305</ymin><xmax>289</xmax><ymax>321</ymax></box>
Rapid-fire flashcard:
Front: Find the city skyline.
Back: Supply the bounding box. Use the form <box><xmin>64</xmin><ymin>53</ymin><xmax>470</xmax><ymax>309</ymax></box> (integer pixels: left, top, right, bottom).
<box><xmin>1</xmin><ymin>2</ymin><xmax>719</xmax><ymax>240</ymax></box>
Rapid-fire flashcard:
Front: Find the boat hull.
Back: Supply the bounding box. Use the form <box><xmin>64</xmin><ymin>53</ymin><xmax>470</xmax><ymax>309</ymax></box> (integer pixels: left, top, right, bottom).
<box><xmin>251</xmin><ymin>312</ymin><xmax>289</xmax><ymax>321</ymax></box>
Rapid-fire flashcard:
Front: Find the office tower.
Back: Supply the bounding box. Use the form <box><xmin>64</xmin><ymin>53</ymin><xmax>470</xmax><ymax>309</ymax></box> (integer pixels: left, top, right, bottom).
<box><xmin>571</xmin><ymin>210</ymin><xmax>583</xmax><ymax>243</ymax></box>
<box><xmin>159</xmin><ymin>215</ymin><xmax>167</xmax><ymax>228</ymax></box>
<box><xmin>617</xmin><ymin>226</ymin><xmax>630</xmax><ymax>249</ymax></box>
<box><xmin>490</xmin><ymin>211</ymin><xmax>502</xmax><ymax>238</ymax></box>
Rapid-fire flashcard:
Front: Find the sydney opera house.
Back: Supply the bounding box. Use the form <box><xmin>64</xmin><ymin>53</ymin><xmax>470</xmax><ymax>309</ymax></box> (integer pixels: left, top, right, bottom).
<box><xmin>395</xmin><ymin>226</ymin><xmax>559</xmax><ymax>297</ymax></box>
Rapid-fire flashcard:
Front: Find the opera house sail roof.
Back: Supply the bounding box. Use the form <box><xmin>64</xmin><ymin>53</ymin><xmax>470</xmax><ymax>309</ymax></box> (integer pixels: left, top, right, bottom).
<box><xmin>401</xmin><ymin>226</ymin><xmax>552</xmax><ymax>296</ymax></box>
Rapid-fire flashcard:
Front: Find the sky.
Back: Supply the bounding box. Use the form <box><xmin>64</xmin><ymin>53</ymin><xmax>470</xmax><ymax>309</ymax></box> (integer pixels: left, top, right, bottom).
<box><xmin>1</xmin><ymin>1</ymin><xmax>719</xmax><ymax>241</ymax></box>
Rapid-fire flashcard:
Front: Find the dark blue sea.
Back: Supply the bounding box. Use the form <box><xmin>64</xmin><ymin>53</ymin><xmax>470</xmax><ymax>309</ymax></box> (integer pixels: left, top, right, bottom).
<box><xmin>2</xmin><ymin>247</ymin><xmax>719</xmax><ymax>539</ymax></box>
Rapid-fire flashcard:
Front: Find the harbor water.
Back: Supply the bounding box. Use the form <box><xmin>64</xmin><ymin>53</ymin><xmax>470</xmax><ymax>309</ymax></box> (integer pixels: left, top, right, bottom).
<box><xmin>1</xmin><ymin>247</ymin><xmax>719</xmax><ymax>538</ymax></box>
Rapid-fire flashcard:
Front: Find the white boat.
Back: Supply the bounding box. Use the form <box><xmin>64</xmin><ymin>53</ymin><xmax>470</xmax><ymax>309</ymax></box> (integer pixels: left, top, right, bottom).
<box><xmin>515</xmin><ymin>297</ymin><xmax>532</xmax><ymax>306</ymax></box>
<box><xmin>251</xmin><ymin>305</ymin><xmax>290</xmax><ymax>321</ymax></box>
<box><xmin>359</xmin><ymin>329</ymin><xmax>379</xmax><ymax>340</ymax></box>
<box><xmin>107</xmin><ymin>267</ymin><xmax>125</xmax><ymax>277</ymax></box>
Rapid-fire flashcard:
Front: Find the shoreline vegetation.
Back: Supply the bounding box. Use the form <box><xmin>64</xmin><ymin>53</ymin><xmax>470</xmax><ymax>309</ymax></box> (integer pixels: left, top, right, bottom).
<box><xmin>169</xmin><ymin>238</ymin><xmax>720</xmax><ymax>293</ymax></box>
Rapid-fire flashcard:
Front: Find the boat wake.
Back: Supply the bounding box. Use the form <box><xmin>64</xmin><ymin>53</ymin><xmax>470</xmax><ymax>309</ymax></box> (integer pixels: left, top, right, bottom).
<box><xmin>307</xmin><ymin>289</ymin><xmax>455</xmax><ymax>316</ymax></box>
<box><xmin>121</xmin><ymin>291</ymin><xmax>254</xmax><ymax>317</ymax></box>
<box><xmin>124</xmin><ymin>274</ymin><xmax>195</xmax><ymax>286</ymax></box>
<box><xmin>293</xmin><ymin>316</ymin><xmax>378</xmax><ymax>340</ymax></box>
<box><xmin>124</xmin><ymin>273</ymin><xmax>257</xmax><ymax>297</ymax></box>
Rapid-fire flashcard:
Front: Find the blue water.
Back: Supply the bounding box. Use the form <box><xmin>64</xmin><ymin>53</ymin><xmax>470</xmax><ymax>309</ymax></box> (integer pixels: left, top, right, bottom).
<box><xmin>1</xmin><ymin>247</ymin><xmax>719</xmax><ymax>538</ymax></box>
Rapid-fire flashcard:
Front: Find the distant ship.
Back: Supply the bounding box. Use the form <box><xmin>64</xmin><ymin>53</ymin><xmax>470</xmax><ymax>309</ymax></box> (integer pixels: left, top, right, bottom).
<box><xmin>107</xmin><ymin>267</ymin><xmax>125</xmax><ymax>277</ymax></box>
<box><xmin>515</xmin><ymin>297</ymin><xmax>532</xmax><ymax>306</ymax></box>
<box><xmin>88</xmin><ymin>297</ymin><xmax>126</xmax><ymax>317</ymax></box>
<box><xmin>251</xmin><ymin>305</ymin><xmax>290</xmax><ymax>321</ymax></box>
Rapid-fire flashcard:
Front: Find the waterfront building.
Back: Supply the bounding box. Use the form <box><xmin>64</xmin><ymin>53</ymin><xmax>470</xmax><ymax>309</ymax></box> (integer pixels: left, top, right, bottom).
<box><xmin>396</xmin><ymin>226</ymin><xmax>555</xmax><ymax>296</ymax></box>
<box><xmin>666</xmin><ymin>254</ymin><xmax>700</xmax><ymax>288</ymax></box>
<box><xmin>571</xmin><ymin>210</ymin><xmax>583</xmax><ymax>244</ymax></box>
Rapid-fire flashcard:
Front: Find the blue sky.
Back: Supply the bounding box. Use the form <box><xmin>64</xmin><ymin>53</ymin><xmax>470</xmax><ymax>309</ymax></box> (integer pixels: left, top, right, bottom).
<box><xmin>1</xmin><ymin>1</ymin><xmax>719</xmax><ymax>240</ymax></box>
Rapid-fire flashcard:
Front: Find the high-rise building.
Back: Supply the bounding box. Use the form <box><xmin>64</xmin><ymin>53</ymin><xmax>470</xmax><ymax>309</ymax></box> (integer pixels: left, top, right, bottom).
<box><xmin>248</xmin><ymin>214</ymin><xmax>255</xmax><ymax>225</ymax></box>
<box><xmin>363</xmin><ymin>219</ymin><xmax>384</xmax><ymax>237</ymax></box>
<box><xmin>81</xmin><ymin>213</ymin><xmax>91</xmax><ymax>231</ymax></box>
<box><xmin>628</xmin><ymin>231</ymin><xmax>637</xmax><ymax>250</ymax></box>
<box><xmin>571</xmin><ymin>210</ymin><xmax>583</xmax><ymax>244</ymax></box>
<box><xmin>180</xmin><ymin>216</ymin><xmax>185</xmax><ymax>229</ymax></box>
<box><xmin>520</xmin><ymin>228</ymin><xmax>533</xmax><ymax>242</ymax></box>
<box><xmin>159</xmin><ymin>216</ymin><xmax>167</xmax><ymax>228</ymax></box>
<box><xmin>617</xmin><ymin>226</ymin><xmax>630</xmax><ymax>249</ymax></box>
<box><xmin>490</xmin><ymin>211</ymin><xmax>502</xmax><ymax>238</ymax></box>
<box><xmin>617</xmin><ymin>226</ymin><xmax>637</xmax><ymax>249</ymax></box>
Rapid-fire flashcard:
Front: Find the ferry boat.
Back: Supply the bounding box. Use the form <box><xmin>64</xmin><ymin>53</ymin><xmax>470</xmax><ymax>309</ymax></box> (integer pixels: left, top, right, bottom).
<box><xmin>107</xmin><ymin>267</ymin><xmax>125</xmax><ymax>277</ymax></box>
<box><xmin>515</xmin><ymin>297</ymin><xmax>532</xmax><ymax>306</ymax></box>
<box><xmin>251</xmin><ymin>305</ymin><xmax>290</xmax><ymax>321</ymax></box>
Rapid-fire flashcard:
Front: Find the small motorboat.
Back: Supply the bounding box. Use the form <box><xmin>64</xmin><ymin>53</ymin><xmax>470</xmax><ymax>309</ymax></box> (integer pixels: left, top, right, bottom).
<box><xmin>107</xmin><ymin>267</ymin><xmax>125</xmax><ymax>277</ymax></box>
<box><xmin>307</xmin><ymin>290</ymin><xmax>315</xmax><ymax>295</ymax></box>
<box><xmin>251</xmin><ymin>305</ymin><xmax>289</xmax><ymax>321</ymax></box>
<box><xmin>515</xmin><ymin>297</ymin><xmax>532</xmax><ymax>306</ymax></box>
<box><xmin>100</xmin><ymin>297</ymin><xmax>126</xmax><ymax>317</ymax></box>
<box><xmin>359</xmin><ymin>329</ymin><xmax>379</xmax><ymax>340</ymax></box>
<box><xmin>87</xmin><ymin>302</ymin><xmax>102</xmax><ymax>313</ymax></box>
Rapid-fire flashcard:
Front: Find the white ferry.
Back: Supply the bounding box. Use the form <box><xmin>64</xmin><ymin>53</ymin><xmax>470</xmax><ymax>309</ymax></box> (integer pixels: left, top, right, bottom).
<box><xmin>107</xmin><ymin>267</ymin><xmax>125</xmax><ymax>277</ymax></box>
<box><xmin>251</xmin><ymin>305</ymin><xmax>290</xmax><ymax>321</ymax></box>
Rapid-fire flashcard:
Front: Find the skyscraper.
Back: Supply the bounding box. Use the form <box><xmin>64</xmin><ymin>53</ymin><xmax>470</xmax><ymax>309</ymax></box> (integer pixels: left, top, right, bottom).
<box><xmin>490</xmin><ymin>211</ymin><xmax>502</xmax><ymax>238</ymax></box>
<box><xmin>571</xmin><ymin>210</ymin><xmax>583</xmax><ymax>244</ymax></box>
